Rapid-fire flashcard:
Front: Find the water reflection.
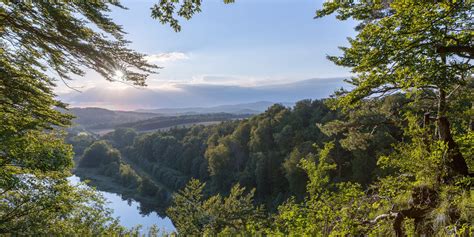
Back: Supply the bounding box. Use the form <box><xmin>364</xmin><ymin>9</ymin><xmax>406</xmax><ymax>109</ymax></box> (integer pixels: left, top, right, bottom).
<box><xmin>68</xmin><ymin>175</ymin><xmax>175</xmax><ymax>232</ymax></box>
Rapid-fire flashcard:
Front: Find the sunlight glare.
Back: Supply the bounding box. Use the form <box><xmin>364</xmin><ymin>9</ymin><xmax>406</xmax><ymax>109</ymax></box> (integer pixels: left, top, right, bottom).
<box><xmin>114</xmin><ymin>70</ymin><xmax>124</xmax><ymax>80</ymax></box>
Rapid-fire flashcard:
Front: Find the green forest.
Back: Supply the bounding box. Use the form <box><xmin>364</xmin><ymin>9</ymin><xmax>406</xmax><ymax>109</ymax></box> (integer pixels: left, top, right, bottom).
<box><xmin>1</xmin><ymin>0</ymin><xmax>473</xmax><ymax>236</ymax></box>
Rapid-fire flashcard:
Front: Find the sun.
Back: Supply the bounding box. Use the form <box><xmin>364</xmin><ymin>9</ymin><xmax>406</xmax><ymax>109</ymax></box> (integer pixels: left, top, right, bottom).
<box><xmin>113</xmin><ymin>70</ymin><xmax>124</xmax><ymax>80</ymax></box>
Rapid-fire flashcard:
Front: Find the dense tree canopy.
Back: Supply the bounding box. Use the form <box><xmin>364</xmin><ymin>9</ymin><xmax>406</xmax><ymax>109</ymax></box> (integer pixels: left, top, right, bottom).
<box><xmin>314</xmin><ymin>7</ymin><xmax>473</xmax><ymax>233</ymax></box>
<box><xmin>316</xmin><ymin>3</ymin><xmax>473</xmax><ymax>176</ymax></box>
<box><xmin>77</xmin><ymin>97</ymin><xmax>405</xmax><ymax>217</ymax></box>
<box><xmin>167</xmin><ymin>179</ymin><xmax>264</xmax><ymax>235</ymax></box>
<box><xmin>79</xmin><ymin>140</ymin><xmax>120</xmax><ymax>168</ymax></box>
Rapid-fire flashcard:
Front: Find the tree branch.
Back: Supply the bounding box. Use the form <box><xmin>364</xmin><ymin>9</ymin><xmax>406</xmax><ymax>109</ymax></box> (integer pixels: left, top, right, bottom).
<box><xmin>437</xmin><ymin>45</ymin><xmax>474</xmax><ymax>59</ymax></box>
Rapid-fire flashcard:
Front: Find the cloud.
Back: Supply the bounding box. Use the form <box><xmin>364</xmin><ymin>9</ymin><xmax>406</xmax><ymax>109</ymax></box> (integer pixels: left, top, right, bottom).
<box><xmin>189</xmin><ymin>74</ymin><xmax>292</xmax><ymax>87</ymax></box>
<box><xmin>190</xmin><ymin>75</ymin><xmax>257</xmax><ymax>86</ymax></box>
<box><xmin>145</xmin><ymin>52</ymin><xmax>189</xmax><ymax>63</ymax></box>
<box><xmin>58</xmin><ymin>78</ymin><xmax>348</xmax><ymax>110</ymax></box>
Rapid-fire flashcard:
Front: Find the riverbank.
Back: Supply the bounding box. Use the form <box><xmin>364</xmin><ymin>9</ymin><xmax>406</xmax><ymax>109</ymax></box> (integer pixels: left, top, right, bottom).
<box><xmin>73</xmin><ymin>166</ymin><xmax>170</xmax><ymax>217</ymax></box>
<box><xmin>68</xmin><ymin>175</ymin><xmax>175</xmax><ymax>232</ymax></box>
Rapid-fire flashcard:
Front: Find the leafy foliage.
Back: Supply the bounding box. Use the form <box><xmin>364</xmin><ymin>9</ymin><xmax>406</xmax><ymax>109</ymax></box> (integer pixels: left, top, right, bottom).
<box><xmin>167</xmin><ymin>179</ymin><xmax>264</xmax><ymax>235</ymax></box>
<box><xmin>151</xmin><ymin>0</ymin><xmax>235</xmax><ymax>32</ymax></box>
<box><xmin>79</xmin><ymin>140</ymin><xmax>120</xmax><ymax>168</ymax></box>
<box><xmin>269</xmin><ymin>142</ymin><xmax>368</xmax><ymax>235</ymax></box>
<box><xmin>316</xmin><ymin>0</ymin><xmax>473</xmax><ymax>108</ymax></box>
<box><xmin>2</xmin><ymin>1</ymin><xmax>157</xmax><ymax>86</ymax></box>
<box><xmin>0</xmin><ymin>174</ymin><xmax>127</xmax><ymax>235</ymax></box>
<box><xmin>0</xmin><ymin>1</ymin><xmax>158</xmax><ymax>234</ymax></box>
<box><xmin>92</xmin><ymin>98</ymin><xmax>401</xmax><ymax>210</ymax></box>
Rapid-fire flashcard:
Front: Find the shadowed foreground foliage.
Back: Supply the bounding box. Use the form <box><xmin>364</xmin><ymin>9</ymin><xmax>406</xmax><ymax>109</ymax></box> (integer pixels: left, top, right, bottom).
<box><xmin>0</xmin><ymin>1</ymin><xmax>158</xmax><ymax>234</ymax></box>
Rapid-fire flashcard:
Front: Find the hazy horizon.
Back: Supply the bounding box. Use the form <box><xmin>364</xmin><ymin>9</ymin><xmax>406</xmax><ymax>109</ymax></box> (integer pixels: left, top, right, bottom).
<box><xmin>59</xmin><ymin>77</ymin><xmax>348</xmax><ymax>110</ymax></box>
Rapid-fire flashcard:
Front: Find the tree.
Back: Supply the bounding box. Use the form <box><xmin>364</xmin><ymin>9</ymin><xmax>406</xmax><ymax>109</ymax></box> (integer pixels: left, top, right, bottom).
<box><xmin>149</xmin><ymin>2</ymin><xmax>473</xmax><ymax>235</ymax></box>
<box><xmin>320</xmin><ymin>94</ymin><xmax>407</xmax><ymax>185</ymax></box>
<box><xmin>108</xmin><ymin>127</ymin><xmax>138</xmax><ymax>148</ymax></box>
<box><xmin>271</xmin><ymin>142</ymin><xmax>369</xmax><ymax>236</ymax></box>
<box><xmin>1</xmin><ymin>1</ymin><xmax>156</xmax><ymax>165</ymax></box>
<box><xmin>67</xmin><ymin>131</ymin><xmax>97</xmax><ymax>156</ymax></box>
<box><xmin>1</xmin><ymin>1</ymin><xmax>156</xmax><ymax>234</ymax></box>
<box><xmin>79</xmin><ymin>140</ymin><xmax>120</xmax><ymax>168</ymax></box>
<box><xmin>0</xmin><ymin>173</ymin><xmax>127</xmax><ymax>234</ymax></box>
<box><xmin>205</xmin><ymin>143</ymin><xmax>232</xmax><ymax>190</ymax></box>
<box><xmin>367</xmin><ymin>119</ymin><xmax>474</xmax><ymax>236</ymax></box>
<box><xmin>316</xmin><ymin>0</ymin><xmax>473</xmax><ymax>177</ymax></box>
<box><xmin>282</xmin><ymin>148</ymin><xmax>309</xmax><ymax>198</ymax></box>
<box><xmin>167</xmin><ymin>179</ymin><xmax>265</xmax><ymax>235</ymax></box>
<box><xmin>0</xmin><ymin>132</ymin><xmax>128</xmax><ymax>235</ymax></box>
<box><xmin>2</xmin><ymin>1</ymin><xmax>157</xmax><ymax>85</ymax></box>
<box><xmin>151</xmin><ymin>0</ymin><xmax>235</xmax><ymax>32</ymax></box>
<box><xmin>1</xmin><ymin>1</ymin><xmax>157</xmax><ymax>160</ymax></box>
<box><xmin>314</xmin><ymin>1</ymin><xmax>473</xmax><ymax>235</ymax></box>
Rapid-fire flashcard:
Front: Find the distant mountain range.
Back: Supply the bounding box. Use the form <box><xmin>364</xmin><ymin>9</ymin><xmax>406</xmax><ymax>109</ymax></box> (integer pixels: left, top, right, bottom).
<box><xmin>119</xmin><ymin>113</ymin><xmax>252</xmax><ymax>132</ymax></box>
<box><xmin>67</xmin><ymin>107</ymin><xmax>160</xmax><ymax>129</ymax></box>
<box><xmin>136</xmin><ymin>101</ymin><xmax>294</xmax><ymax>115</ymax></box>
<box><xmin>67</xmin><ymin>101</ymin><xmax>294</xmax><ymax>132</ymax></box>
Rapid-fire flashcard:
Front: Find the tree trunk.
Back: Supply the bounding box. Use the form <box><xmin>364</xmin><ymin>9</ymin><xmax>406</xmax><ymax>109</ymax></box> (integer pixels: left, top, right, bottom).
<box><xmin>436</xmin><ymin>54</ymin><xmax>469</xmax><ymax>177</ymax></box>
<box><xmin>393</xmin><ymin>186</ymin><xmax>438</xmax><ymax>236</ymax></box>
<box><xmin>438</xmin><ymin>95</ymin><xmax>468</xmax><ymax>177</ymax></box>
<box><xmin>438</xmin><ymin>88</ymin><xmax>447</xmax><ymax>118</ymax></box>
<box><xmin>437</xmin><ymin>116</ymin><xmax>469</xmax><ymax>177</ymax></box>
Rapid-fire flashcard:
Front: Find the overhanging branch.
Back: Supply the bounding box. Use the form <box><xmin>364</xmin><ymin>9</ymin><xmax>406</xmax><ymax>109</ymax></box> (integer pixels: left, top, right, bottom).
<box><xmin>437</xmin><ymin>45</ymin><xmax>474</xmax><ymax>59</ymax></box>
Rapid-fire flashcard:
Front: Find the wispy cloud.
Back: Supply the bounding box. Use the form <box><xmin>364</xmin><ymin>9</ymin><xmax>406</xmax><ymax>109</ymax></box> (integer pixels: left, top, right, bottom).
<box><xmin>189</xmin><ymin>74</ymin><xmax>292</xmax><ymax>87</ymax></box>
<box><xmin>145</xmin><ymin>52</ymin><xmax>190</xmax><ymax>63</ymax></box>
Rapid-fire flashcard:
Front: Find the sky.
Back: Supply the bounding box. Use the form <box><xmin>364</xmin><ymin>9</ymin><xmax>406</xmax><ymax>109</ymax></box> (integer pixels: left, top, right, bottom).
<box><xmin>57</xmin><ymin>0</ymin><xmax>357</xmax><ymax>110</ymax></box>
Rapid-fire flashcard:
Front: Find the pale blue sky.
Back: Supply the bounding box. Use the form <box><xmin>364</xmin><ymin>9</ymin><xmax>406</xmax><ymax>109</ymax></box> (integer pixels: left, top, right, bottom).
<box><xmin>59</xmin><ymin>0</ymin><xmax>357</xmax><ymax>109</ymax></box>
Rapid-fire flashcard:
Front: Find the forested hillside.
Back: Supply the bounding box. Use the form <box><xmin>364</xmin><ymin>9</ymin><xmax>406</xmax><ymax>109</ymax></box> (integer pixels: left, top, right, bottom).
<box><xmin>118</xmin><ymin>113</ymin><xmax>251</xmax><ymax>132</ymax></box>
<box><xmin>68</xmin><ymin>107</ymin><xmax>250</xmax><ymax>135</ymax></box>
<box><xmin>69</xmin><ymin>96</ymin><xmax>397</xmax><ymax>214</ymax></box>
<box><xmin>136</xmin><ymin>101</ymin><xmax>290</xmax><ymax>115</ymax></box>
<box><xmin>68</xmin><ymin>107</ymin><xmax>160</xmax><ymax>129</ymax></box>
<box><xmin>72</xmin><ymin>88</ymin><xmax>473</xmax><ymax>235</ymax></box>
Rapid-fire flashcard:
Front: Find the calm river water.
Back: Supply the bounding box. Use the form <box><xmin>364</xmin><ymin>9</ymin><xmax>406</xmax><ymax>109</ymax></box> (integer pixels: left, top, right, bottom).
<box><xmin>68</xmin><ymin>175</ymin><xmax>175</xmax><ymax>233</ymax></box>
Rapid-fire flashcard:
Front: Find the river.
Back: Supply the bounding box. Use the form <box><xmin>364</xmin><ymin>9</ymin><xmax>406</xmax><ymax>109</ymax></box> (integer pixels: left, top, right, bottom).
<box><xmin>68</xmin><ymin>175</ymin><xmax>175</xmax><ymax>233</ymax></box>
